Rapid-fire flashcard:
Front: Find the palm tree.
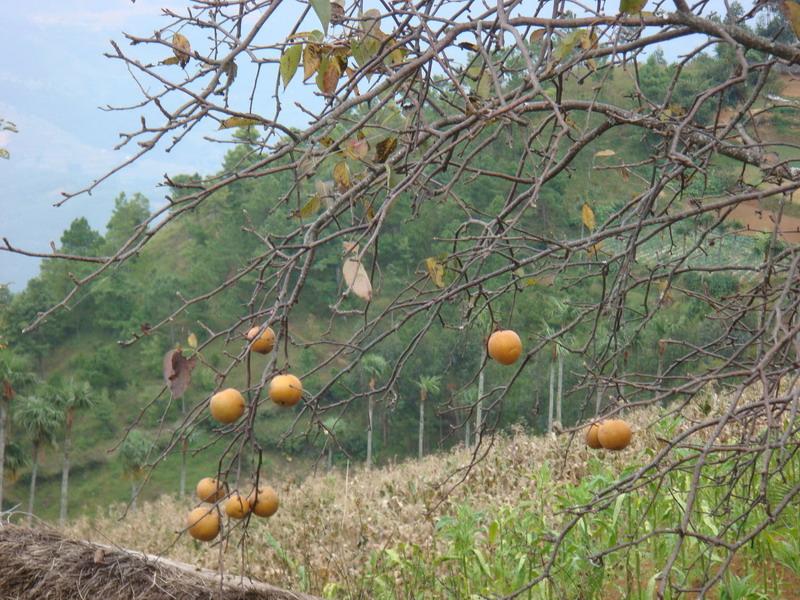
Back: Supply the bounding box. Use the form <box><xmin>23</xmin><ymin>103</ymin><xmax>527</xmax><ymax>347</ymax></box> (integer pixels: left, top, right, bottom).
<box><xmin>360</xmin><ymin>354</ymin><xmax>387</xmax><ymax>469</ymax></box>
<box><xmin>53</xmin><ymin>379</ymin><xmax>94</xmax><ymax>526</ymax></box>
<box><xmin>465</xmin><ymin>406</ymin><xmax>471</xmax><ymax>448</ymax></box>
<box><xmin>118</xmin><ymin>430</ymin><xmax>151</xmax><ymax>511</ymax></box>
<box><xmin>650</xmin><ymin>318</ymin><xmax>672</xmax><ymax>384</ymax></box>
<box><xmin>179</xmin><ymin>428</ymin><xmax>199</xmax><ymax>497</ymax></box>
<box><xmin>556</xmin><ymin>345</ymin><xmax>564</xmax><ymax>428</ymax></box>
<box><xmin>548</xmin><ymin>344</ymin><xmax>556</xmax><ymax>433</ymax></box>
<box><xmin>415</xmin><ymin>375</ymin><xmax>441</xmax><ymax>459</ymax></box>
<box><xmin>474</xmin><ymin>311</ymin><xmax>490</xmax><ymax>447</ymax></box>
<box><xmin>0</xmin><ymin>351</ymin><xmax>35</xmax><ymax>510</ymax></box>
<box><xmin>476</xmin><ymin>364</ymin><xmax>485</xmax><ymax>446</ymax></box>
<box><xmin>595</xmin><ymin>382</ymin><xmax>603</xmax><ymax>417</ymax></box>
<box><xmin>3</xmin><ymin>441</ymin><xmax>27</xmax><ymax>485</ymax></box>
<box><xmin>321</xmin><ymin>416</ymin><xmax>342</xmax><ymax>469</ymax></box>
<box><xmin>14</xmin><ymin>395</ymin><xmax>62</xmax><ymax>522</ymax></box>
<box><xmin>459</xmin><ymin>386</ymin><xmax>477</xmax><ymax>448</ymax></box>
<box><xmin>180</xmin><ymin>430</ymin><xmax>188</xmax><ymax>498</ymax></box>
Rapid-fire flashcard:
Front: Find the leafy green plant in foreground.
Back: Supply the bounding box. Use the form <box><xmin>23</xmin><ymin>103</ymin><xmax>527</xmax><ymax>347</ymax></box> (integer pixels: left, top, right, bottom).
<box><xmin>357</xmin><ymin>421</ymin><xmax>800</xmax><ymax>600</ymax></box>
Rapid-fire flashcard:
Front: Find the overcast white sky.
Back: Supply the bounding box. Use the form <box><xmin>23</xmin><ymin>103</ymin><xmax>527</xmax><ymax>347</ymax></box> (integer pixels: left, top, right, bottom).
<box><xmin>0</xmin><ymin>0</ymin><xmax>740</xmax><ymax>290</ymax></box>
<box><xmin>0</xmin><ymin>1</ymin><xmax>214</xmax><ymax>289</ymax></box>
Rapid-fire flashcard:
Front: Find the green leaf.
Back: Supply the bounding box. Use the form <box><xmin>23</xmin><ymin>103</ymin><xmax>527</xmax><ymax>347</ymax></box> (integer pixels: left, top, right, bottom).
<box><xmin>477</xmin><ymin>70</ymin><xmax>492</xmax><ymax>99</ymax></box>
<box><xmin>465</xmin><ymin>64</ymin><xmax>483</xmax><ymax>80</ymax></box>
<box><xmin>219</xmin><ymin>116</ymin><xmax>261</xmax><ymax>129</ymax></box>
<box><xmin>386</xmin><ymin>46</ymin><xmax>407</xmax><ymax>66</ymax></box>
<box><xmin>488</xmin><ymin>520</ymin><xmax>499</xmax><ymax>544</ymax></box>
<box><xmin>309</xmin><ymin>0</ymin><xmax>331</xmax><ymax>34</ymax></box>
<box><xmin>425</xmin><ymin>257</ymin><xmax>445</xmax><ymax>288</ymax></box>
<box><xmin>385</xmin><ymin>548</ymin><xmax>401</xmax><ymax>564</ymax></box>
<box><xmin>611</xmin><ymin>493</ymin><xmax>626</xmax><ymax>529</ymax></box>
<box><xmin>552</xmin><ymin>30</ymin><xmax>583</xmax><ymax>62</ymax></box>
<box><xmin>160</xmin><ymin>56</ymin><xmax>181</xmax><ymax>66</ymax></box>
<box><xmin>582</xmin><ymin>203</ymin><xmax>596</xmax><ymax>231</ymax></box>
<box><xmin>333</xmin><ymin>161</ymin><xmax>351</xmax><ymax>189</ymax></box>
<box><xmin>280</xmin><ymin>43</ymin><xmax>303</xmax><ymax>88</ymax></box>
<box><xmin>620</xmin><ymin>0</ymin><xmax>647</xmax><ymax>14</ymax></box>
<box><xmin>351</xmin><ymin>40</ymin><xmax>371</xmax><ymax>68</ymax></box>
<box><xmin>472</xmin><ymin>549</ymin><xmax>491</xmax><ymax>577</ymax></box>
<box><xmin>293</xmin><ymin>195</ymin><xmax>322</xmax><ymax>218</ymax></box>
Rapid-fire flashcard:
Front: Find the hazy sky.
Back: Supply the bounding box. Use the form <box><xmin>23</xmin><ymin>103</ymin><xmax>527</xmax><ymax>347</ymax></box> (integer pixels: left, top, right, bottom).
<box><xmin>0</xmin><ymin>0</ymin><xmax>738</xmax><ymax>291</ymax></box>
<box><xmin>0</xmin><ymin>1</ymin><xmax>221</xmax><ymax>289</ymax></box>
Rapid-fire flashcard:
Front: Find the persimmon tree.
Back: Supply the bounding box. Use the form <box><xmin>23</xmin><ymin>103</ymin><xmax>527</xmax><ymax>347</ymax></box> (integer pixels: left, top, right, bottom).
<box><xmin>4</xmin><ymin>0</ymin><xmax>800</xmax><ymax>596</ymax></box>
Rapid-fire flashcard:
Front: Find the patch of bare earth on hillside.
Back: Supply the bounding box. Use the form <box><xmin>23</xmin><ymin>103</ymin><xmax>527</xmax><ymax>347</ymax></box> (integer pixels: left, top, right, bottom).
<box><xmin>780</xmin><ymin>76</ymin><xmax>800</xmax><ymax>99</ymax></box>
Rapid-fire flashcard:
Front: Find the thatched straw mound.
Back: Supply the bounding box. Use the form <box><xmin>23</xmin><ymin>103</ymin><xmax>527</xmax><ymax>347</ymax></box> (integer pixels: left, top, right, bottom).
<box><xmin>0</xmin><ymin>524</ymin><xmax>319</xmax><ymax>600</ymax></box>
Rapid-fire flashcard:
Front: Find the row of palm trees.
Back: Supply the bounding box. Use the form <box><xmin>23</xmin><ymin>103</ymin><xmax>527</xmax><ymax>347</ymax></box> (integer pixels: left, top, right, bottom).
<box><xmin>357</xmin><ymin>353</ymin><xmax>445</xmax><ymax>465</ymax></box>
<box><xmin>0</xmin><ymin>351</ymin><xmax>93</xmax><ymax>525</ymax></box>
<box><xmin>355</xmin><ymin>344</ymin><xmax>570</xmax><ymax>467</ymax></box>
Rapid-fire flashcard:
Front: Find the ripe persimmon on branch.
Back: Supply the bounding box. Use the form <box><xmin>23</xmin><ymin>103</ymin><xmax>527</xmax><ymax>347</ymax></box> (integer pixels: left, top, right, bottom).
<box><xmin>4</xmin><ymin>0</ymin><xmax>800</xmax><ymax>596</ymax></box>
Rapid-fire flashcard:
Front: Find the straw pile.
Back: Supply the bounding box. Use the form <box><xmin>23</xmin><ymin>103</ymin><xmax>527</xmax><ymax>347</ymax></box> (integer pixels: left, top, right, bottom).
<box><xmin>0</xmin><ymin>523</ymin><xmax>320</xmax><ymax>600</ymax></box>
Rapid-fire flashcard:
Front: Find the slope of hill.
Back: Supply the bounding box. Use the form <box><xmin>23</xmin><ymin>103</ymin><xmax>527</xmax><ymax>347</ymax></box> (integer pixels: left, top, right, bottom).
<box><xmin>3</xmin><ymin>62</ymin><xmax>800</xmax><ymax>534</ymax></box>
<box><xmin>62</xmin><ymin>399</ymin><xmax>800</xmax><ymax>599</ymax></box>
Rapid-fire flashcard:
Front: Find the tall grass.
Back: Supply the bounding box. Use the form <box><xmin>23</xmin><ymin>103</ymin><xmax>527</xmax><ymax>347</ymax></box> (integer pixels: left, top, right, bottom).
<box><xmin>64</xmin><ymin>401</ymin><xmax>800</xmax><ymax>599</ymax></box>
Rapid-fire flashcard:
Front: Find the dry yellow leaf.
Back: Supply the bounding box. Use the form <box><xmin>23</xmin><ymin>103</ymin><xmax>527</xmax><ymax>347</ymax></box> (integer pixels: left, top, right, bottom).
<box><xmin>172</xmin><ymin>32</ymin><xmax>191</xmax><ymax>67</ymax></box>
<box><xmin>333</xmin><ymin>161</ymin><xmax>351</xmax><ymax>189</ymax></box>
<box><xmin>582</xmin><ymin>203</ymin><xmax>596</xmax><ymax>231</ymax></box>
<box><xmin>425</xmin><ymin>257</ymin><xmax>445</xmax><ymax>288</ymax></box>
<box><xmin>219</xmin><ymin>117</ymin><xmax>261</xmax><ymax>129</ymax></box>
<box><xmin>594</xmin><ymin>149</ymin><xmax>616</xmax><ymax>158</ymax></box>
<box><xmin>780</xmin><ymin>0</ymin><xmax>800</xmax><ymax>38</ymax></box>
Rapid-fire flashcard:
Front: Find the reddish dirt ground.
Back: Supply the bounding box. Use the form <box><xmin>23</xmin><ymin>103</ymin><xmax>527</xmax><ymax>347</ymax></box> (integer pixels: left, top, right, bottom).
<box><xmin>780</xmin><ymin>76</ymin><xmax>800</xmax><ymax>99</ymax></box>
<box><xmin>725</xmin><ymin>200</ymin><xmax>800</xmax><ymax>244</ymax></box>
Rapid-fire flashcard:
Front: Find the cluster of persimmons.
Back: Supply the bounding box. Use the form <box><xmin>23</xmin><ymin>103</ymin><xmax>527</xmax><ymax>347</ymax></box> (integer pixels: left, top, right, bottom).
<box><xmin>186</xmin><ymin>326</ymin><xmax>303</xmax><ymax>542</ymax></box>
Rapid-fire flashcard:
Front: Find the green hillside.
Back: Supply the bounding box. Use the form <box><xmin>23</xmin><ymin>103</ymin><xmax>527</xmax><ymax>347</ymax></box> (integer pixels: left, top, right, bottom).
<box><xmin>0</xmin><ymin>50</ymin><xmax>797</xmax><ymax>523</ymax></box>
<box><xmin>65</xmin><ymin>402</ymin><xmax>800</xmax><ymax>599</ymax></box>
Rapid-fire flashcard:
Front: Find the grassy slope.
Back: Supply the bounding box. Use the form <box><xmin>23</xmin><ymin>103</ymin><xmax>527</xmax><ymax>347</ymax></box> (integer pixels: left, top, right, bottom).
<box><xmin>63</xmin><ymin>398</ymin><xmax>800</xmax><ymax>599</ymax></box>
